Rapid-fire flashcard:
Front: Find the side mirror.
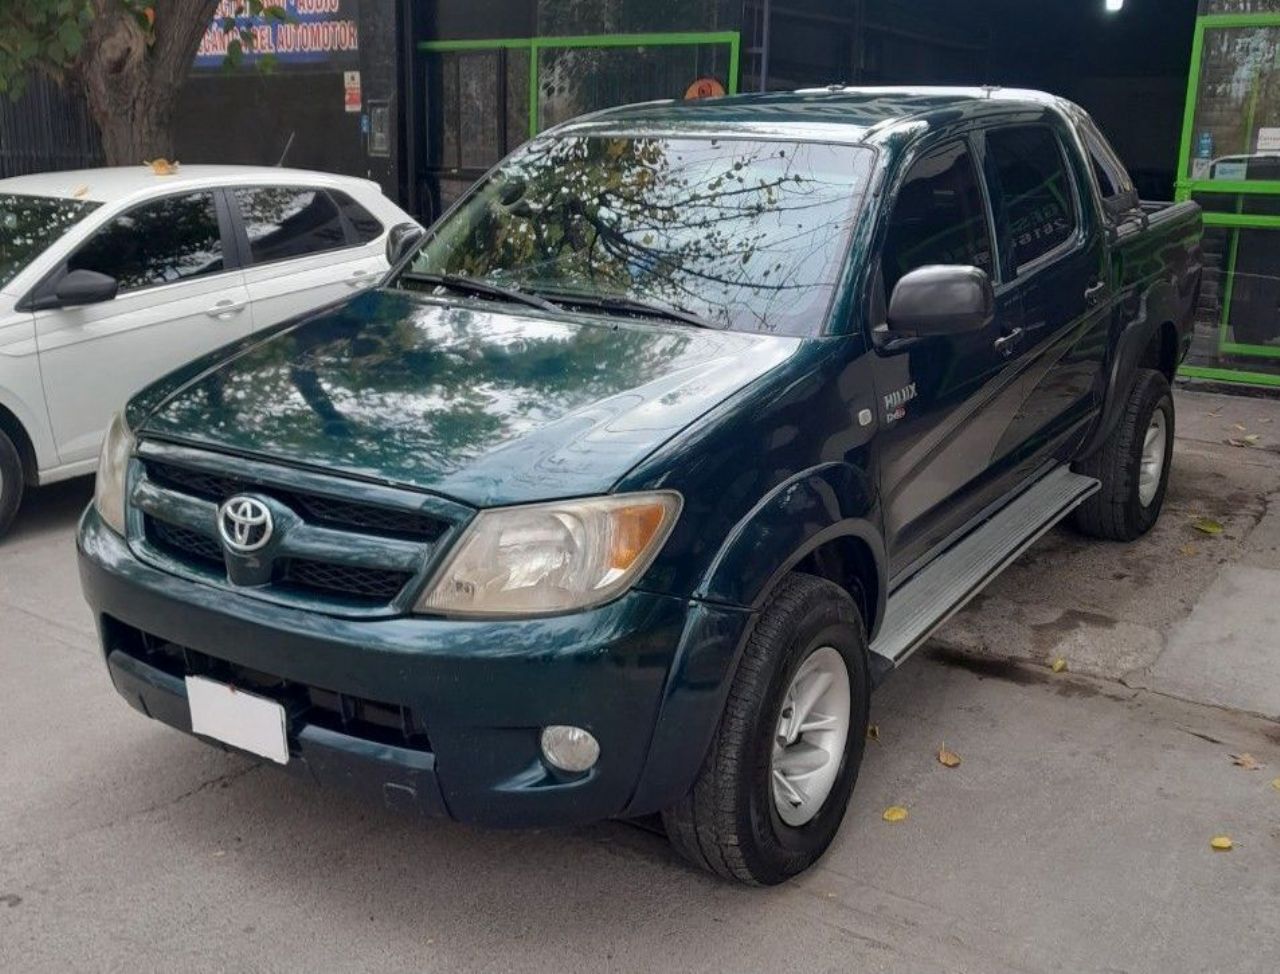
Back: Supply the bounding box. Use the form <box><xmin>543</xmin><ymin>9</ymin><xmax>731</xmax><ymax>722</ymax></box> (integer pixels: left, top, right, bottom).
<box><xmin>887</xmin><ymin>265</ymin><xmax>994</xmax><ymax>337</ymax></box>
<box><xmin>386</xmin><ymin>222</ymin><xmax>425</xmax><ymax>267</ymax></box>
<box><xmin>53</xmin><ymin>269</ymin><xmax>119</xmax><ymax>308</ymax></box>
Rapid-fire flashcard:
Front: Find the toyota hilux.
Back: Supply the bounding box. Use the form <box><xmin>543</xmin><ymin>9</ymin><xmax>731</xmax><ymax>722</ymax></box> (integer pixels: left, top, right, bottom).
<box><xmin>78</xmin><ymin>87</ymin><xmax>1202</xmax><ymax>884</ymax></box>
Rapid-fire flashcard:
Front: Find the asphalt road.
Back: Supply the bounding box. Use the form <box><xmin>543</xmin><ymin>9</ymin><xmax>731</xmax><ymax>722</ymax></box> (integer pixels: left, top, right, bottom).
<box><xmin>3</xmin><ymin>403</ymin><xmax>1280</xmax><ymax>973</ymax></box>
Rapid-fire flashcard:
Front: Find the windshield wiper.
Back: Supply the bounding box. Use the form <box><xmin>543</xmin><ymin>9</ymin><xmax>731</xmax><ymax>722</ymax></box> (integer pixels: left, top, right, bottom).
<box><xmin>399</xmin><ymin>272</ymin><xmax>562</xmax><ymax>314</ymax></box>
<box><xmin>548</xmin><ymin>291</ymin><xmax>719</xmax><ymax>330</ymax></box>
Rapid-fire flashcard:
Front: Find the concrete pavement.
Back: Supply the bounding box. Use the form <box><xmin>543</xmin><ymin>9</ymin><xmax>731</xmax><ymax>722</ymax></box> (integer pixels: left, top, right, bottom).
<box><xmin>2</xmin><ymin>389</ymin><xmax>1279</xmax><ymax>973</ymax></box>
<box><xmin>937</xmin><ymin>389</ymin><xmax>1280</xmax><ymax>720</ymax></box>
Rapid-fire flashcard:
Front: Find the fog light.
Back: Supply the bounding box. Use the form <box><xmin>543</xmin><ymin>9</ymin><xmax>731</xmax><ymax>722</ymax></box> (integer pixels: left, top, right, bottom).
<box><xmin>540</xmin><ymin>725</ymin><xmax>600</xmax><ymax>773</ymax></box>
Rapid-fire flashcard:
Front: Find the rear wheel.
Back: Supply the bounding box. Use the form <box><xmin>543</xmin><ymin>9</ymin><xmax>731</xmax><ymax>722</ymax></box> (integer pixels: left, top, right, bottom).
<box><xmin>662</xmin><ymin>572</ymin><xmax>870</xmax><ymax>885</ymax></box>
<box><xmin>1072</xmin><ymin>368</ymin><xmax>1174</xmax><ymax>542</ymax></box>
<box><xmin>0</xmin><ymin>429</ymin><xmax>24</xmax><ymax>539</ymax></box>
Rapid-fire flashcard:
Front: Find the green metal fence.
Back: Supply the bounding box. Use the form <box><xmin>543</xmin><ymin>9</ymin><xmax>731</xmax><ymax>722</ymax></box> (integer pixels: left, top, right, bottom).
<box><xmin>418</xmin><ymin>31</ymin><xmax>742</xmax><ymax>141</ymax></box>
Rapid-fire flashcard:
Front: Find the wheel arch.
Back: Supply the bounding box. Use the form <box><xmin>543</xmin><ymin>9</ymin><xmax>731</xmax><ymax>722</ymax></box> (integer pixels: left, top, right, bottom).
<box><xmin>1079</xmin><ymin>277</ymin><xmax>1182</xmax><ymax>461</ymax></box>
<box><xmin>695</xmin><ymin>461</ymin><xmax>886</xmax><ymax>635</ymax></box>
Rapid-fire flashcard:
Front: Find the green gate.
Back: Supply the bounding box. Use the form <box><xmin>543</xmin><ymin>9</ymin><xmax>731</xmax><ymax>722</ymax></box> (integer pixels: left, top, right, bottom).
<box><xmin>1176</xmin><ymin>10</ymin><xmax>1280</xmax><ymax>388</ymax></box>
<box><xmin>417</xmin><ymin>31</ymin><xmax>741</xmax><ymax>219</ymax></box>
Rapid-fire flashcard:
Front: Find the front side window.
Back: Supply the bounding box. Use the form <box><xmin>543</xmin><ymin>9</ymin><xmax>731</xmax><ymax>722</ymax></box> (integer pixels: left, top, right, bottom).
<box><xmin>68</xmin><ymin>192</ymin><xmax>223</xmax><ymax>292</ymax></box>
<box><xmin>0</xmin><ymin>194</ymin><xmax>100</xmax><ymax>290</ymax></box>
<box><xmin>403</xmin><ymin>135</ymin><xmax>875</xmax><ymax>335</ymax></box>
<box><xmin>986</xmin><ymin>126</ymin><xmax>1078</xmax><ymax>268</ymax></box>
<box><xmin>881</xmin><ymin>141</ymin><xmax>994</xmax><ymax>295</ymax></box>
<box><xmin>234</xmin><ymin>188</ymin><xmax>347</xmax><ymax>264</ymax></box>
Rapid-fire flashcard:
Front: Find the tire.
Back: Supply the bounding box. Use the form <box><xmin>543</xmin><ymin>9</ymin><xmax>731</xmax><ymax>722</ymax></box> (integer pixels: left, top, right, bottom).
<box><xmin>1072</xmin><ymin>368</ymin><xmax>1174</xmax><ymax>542</ymax></box>
<box><xmin>0</xmin><ymin>429</ymin><xmax>24</xmax><ymax>539</ymax></box>
<box><xmin>662</xmin><ymin>572</ymin><xmax>871</xmax><ymax>885</ymax></box>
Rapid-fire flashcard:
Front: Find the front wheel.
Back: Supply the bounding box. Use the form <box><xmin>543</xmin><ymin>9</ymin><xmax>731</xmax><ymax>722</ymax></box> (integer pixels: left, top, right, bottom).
<box><xmin>662</xmin><ymin>572</ymin><xmax>870</xmax><ymax>885</ymax></box>
<box><xmin>0</xmin><ymin>429</ymin><xmax>24</xmax><ymax>539</ymax></box>
<box><xmin>1072</xmin><ymin>368</ymin><xmax>1174</xmax><ymax>542</ymax></box>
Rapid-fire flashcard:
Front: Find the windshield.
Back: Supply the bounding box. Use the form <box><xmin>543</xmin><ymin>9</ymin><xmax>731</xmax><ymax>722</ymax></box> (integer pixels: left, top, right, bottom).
<box><xmin>0</xmin><ymin>193</ymin><xmax>101</xmax><ymax>290</ymax></box>
<box><xmin>402</xmin><ymin>135</ymin><xmax>873</xmax><ymax>335</ymax></box>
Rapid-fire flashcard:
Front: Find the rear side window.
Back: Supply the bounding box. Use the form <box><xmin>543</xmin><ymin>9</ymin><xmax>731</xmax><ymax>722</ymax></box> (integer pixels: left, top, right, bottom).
<box><xmin>234</xmin><ymin>188</ymin><xmax>347</xmax><ymax>263</ymax></box>
<box><xmin>986</xmin><ymin>126</ymin><xmax>1078</xmax><ymax>267</ymax></box>
<box><xmin>1079</xmin><ymin>119</ymin><xmax>1135</xmax><ymax>206</ymax></box>
<box><xmin>882</xmin><ymin>141</ymin><xmax>994</xmax><ymax>294</ymax></box>
<box><xmin>68</xmin><ymin>192</ymin><xmax>224</xmax><ymax>292</ymax></box>
<box><xmin>331</xmin><ymin>190</ymin><xmax>384</xmax><ymax>244</ymax></box>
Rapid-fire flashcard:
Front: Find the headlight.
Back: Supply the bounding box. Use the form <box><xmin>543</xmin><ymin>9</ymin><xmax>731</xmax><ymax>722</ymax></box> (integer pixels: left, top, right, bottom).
<box><xmin>416</xmin><ymin>492</ymin><xmax>682</xmax><ymax>617</ymax></box>
<box><xmin>94</xmin><ymin>412</ymin><xmax>135</xmax><ymax>536</ymax></box>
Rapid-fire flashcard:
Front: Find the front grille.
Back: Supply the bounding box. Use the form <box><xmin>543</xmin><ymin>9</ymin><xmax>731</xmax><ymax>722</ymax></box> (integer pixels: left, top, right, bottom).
<box><xmin>133</xmin><ymin>453</ymin><xmax>459</xmax><ymax>613</ymax></box>
<box><xmin>281</xmin><ymin>559</ymin><xmax>413</xmax><ymax>601</ymax></box>
<box><xmin>109</xmin><ymin>620</ymin><xmax>431</xmax><ymax>752</ymax></box>
<box><xmin>146</xmin><ymin>460</ymin><xmax>446</xmax><ymax>543</ymax></box>
<box><xmin>149</xmin><ymin>519</ymin><xmax>223</xmax><ymax>566</ymax></box>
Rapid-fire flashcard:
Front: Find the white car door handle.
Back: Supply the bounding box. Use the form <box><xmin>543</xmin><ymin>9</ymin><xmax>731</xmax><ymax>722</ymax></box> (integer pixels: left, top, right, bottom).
<box><xmin>206</xmin><ymin>299</ymin><xmax>248</xmax><ymax>320</ymax></box>
<box><xmin>346</xmin><ymin>269</ymin><xmax>374</xmax><ymax>288</ymax></box>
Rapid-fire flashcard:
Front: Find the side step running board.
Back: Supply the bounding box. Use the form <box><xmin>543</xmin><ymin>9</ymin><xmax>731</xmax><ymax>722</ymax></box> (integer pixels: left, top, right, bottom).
<box><xmin>869</xmin><ymin>467</ymin><xmax>1100</xmax><ymax>684</ymax></box>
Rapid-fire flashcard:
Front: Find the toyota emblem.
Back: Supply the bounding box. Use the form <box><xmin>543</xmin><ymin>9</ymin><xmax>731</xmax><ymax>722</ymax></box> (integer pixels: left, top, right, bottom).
<box><xmin>218</xmin><ymin>495</ymin><xmax>274</xmax><ymax>554</ymax></box>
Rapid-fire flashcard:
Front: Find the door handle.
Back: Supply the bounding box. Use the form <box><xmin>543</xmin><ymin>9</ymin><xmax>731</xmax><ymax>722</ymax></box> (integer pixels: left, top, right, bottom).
<box><xmin>993</xmin><ymin>327</ymin><xmax>1025</xmax><ymax>358</ymax></box>
<box><xmin>346</xmin><ymin>269</ymin><xmax>373</xmax><ymax>288</ymax></box>
<box><xmin>205</xmin><ymin>299</ymin><xmax>247</xmax><ymax>320</ymax></box>
<box><xmin>1084</xmin><ymin>280</ymin><xmax>1108</xmax><ymax>306</ymax></box>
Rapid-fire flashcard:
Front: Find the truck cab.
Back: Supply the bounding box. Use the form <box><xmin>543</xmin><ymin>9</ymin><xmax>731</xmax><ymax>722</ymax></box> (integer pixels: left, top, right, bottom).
<box><xmin>78</xmin><ymin>88</ymin><xmax>1202</xmax><ymax>885</ymax></box>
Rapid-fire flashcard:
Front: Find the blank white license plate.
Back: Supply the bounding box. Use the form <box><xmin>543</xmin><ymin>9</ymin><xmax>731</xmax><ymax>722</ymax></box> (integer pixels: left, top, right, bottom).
<box><xmin>186</xmin><ymin>675</ymin><xmax>289</xmax><ymax>765</ymax></box>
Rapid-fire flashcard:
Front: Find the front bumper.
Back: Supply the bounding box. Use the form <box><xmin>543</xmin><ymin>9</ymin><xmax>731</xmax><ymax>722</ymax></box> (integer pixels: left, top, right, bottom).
<box><xmin>78</xmin><ymin>506</ymin><xmax>752</xmax><ymax>827</ymax></box>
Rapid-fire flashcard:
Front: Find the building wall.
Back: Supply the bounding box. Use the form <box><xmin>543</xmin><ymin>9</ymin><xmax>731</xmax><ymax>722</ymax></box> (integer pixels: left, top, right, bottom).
<box><xmin>173</xmin><ymin>0</ymin><xmax>403</xmax><ymax>202</ymax></box>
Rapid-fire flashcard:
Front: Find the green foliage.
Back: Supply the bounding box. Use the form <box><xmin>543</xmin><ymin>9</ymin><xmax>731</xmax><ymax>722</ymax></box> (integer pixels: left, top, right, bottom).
<box><xmin>220</xmin><ymin>1</ymin><xmax>292</xmax><ymax>75</ymax></box>
<box><xmin>0</xmin><ymin>0</ymin><xmax>94</xmax><ymax>98</ymax></box>
<box><xmin>0</xmin><ymin>0</ymin><xmax>291</xmax><ymax>98</ymax></box>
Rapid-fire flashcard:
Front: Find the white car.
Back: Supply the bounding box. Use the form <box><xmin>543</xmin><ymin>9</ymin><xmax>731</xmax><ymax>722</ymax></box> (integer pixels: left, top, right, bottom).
<box><xmin>0</xmin><ymin>165</ymin><xmax>422</xmax><ymax>536</ymax></box>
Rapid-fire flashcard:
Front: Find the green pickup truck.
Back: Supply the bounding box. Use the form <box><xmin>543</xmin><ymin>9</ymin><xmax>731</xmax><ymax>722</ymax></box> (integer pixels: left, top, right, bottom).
<box><xmin>78</xmin><ymin>87</ymin><xmax>1202</xmax><ymax>884</ymax></box>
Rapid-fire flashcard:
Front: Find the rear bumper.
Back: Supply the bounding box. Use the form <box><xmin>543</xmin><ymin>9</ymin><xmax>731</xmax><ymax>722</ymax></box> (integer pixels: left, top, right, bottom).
<box><xmin>78</xmin><ymin>506</ymin><xmax>753</xmax><ymax>827</ymax></box>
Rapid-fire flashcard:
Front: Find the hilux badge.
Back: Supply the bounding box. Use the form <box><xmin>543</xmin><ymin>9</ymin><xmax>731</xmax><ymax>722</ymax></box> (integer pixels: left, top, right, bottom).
<box><xmin>218</xmin><ymin>496</ymin><xmax>274</xmax><ymax>554</ymax></box>
<box><xmin>883</xmin><ymin>382</ymin><xmax>918</xmax><ymax>422</ymax></box>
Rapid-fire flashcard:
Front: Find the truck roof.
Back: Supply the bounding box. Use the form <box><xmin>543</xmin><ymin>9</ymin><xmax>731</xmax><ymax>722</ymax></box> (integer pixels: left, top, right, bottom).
<box><xmin>557</xmin><ymin>86</ymin><xmax>1072</xmax><ymax>144</ymax></box>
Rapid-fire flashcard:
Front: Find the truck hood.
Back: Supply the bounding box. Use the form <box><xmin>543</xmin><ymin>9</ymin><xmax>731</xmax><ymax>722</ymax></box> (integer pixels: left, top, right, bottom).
<box><xmin>137</xmin><ymin>289</ymin><xmax>800</xmax><ymax>507</ymax></box>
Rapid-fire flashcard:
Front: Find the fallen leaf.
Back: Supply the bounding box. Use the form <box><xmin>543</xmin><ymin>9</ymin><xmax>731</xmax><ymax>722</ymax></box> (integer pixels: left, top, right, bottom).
<box><xmin>1179</xmin><ymin>544</ymin><xmax>1198</xmax><ymax>557</ymax></box>
<box><xmin>1271</xmin><ymin>778</ymin><xmax>1280</xmax><ymax>792</ymax></box>
<box><xmin>882</xmin><ymin>805</ymin><xmax>909</xmax><ymax>823</ymax></box>
<box><xmin>1051</xmin><ymin>658</ymin><xmax>1068</xmax><ymax>673</ymax></box>
<box><xmin>1210</xmin><ymin>835</ymin><xmax>1233</xmax><ymax>851</ymax></box>
<box><xmin>1192</xmin><ymin>518</ymin><xmax>1224</xmax><ymax>536</ymax></box>
<box><xmin>1231</xmin><ymin>753</ymin><xmax>1263</xmax><ymax>771</ymax></box>
<box><xmin>938</xmin><ymin>745</ymin><xmax>961</xmax><ymax>768</ymax></box>
<box><xmin>71</xmin><ymin>184</ymin><xmax>89</xmax><ymax>198</ymax></box>
<box><xmin>1233</xmin><ymin>423</ymin><xmax>1248</xmax><ymax>432</ymax></box>
<box><xmin>1226</xmin><ymin>435</ymin><xmax>1260</xmax><ymax>448</ymax></box>
<box><xmin>1208</xmin><ymin>409</ymin><xmax>1222</xmax><ymax>417</ymax></box>
<box><xmin>867</xmin><ymin>724</ymin><xmax>880</xmax><ymax>742</ymax></box>
<box><xmin>145</xmin><ymin>158</ymin><xmax>179</xmax><ymax>175</ymax></box>
<box><xmin>1261</xmin><ymin>418</ymin><xmax>1274</xmax><ymax>425</ymax></box>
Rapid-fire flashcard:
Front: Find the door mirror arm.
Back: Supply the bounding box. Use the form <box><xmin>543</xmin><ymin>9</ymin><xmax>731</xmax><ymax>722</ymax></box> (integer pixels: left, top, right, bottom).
<box><xmin>872</xmin><ymin>325</ymin><xmax>932</xmax><ymax>356</ymax></box>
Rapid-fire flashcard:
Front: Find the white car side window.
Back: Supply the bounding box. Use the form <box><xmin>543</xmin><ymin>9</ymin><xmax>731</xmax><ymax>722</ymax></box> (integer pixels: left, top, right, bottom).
<box><xmin>67</xmin><ymin>192</ymin><xmax>225</xmax><ymax>294</ymax></box>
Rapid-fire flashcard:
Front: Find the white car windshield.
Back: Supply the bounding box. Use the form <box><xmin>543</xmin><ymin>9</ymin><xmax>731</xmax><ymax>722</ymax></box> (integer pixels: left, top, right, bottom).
<box><xmin>0</xmin><ymin>193</ymin><xmax>101</xmax><ymax>290</ymax></box>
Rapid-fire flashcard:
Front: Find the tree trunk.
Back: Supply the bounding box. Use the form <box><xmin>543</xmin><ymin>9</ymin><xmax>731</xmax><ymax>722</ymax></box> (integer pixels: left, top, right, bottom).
<box><xmin>73</xmin><ymin>0</ymin><xmax>220</xmax><ymax>166</ymax></box>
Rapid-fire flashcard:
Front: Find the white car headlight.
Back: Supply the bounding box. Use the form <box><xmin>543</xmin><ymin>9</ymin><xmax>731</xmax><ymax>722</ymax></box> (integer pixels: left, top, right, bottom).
<box><xmin>94</xmin><ymin>412</ymin><xmax>135</xmax><ymax>536</ymax></box>
<box><xmin>416</xmin><ymin>492</ymin><xmax>682</xmax><ymax>617</ymax></box>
